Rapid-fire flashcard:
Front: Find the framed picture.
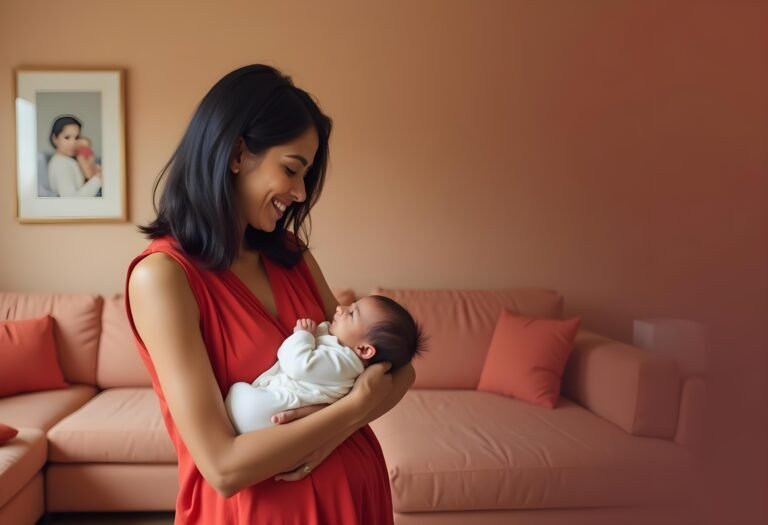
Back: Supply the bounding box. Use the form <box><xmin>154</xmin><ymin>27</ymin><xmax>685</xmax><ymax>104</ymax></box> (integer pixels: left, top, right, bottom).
<box><xmin>14</xmin><ymin>68</ymin><xmax>127</xmax><ymax>223</ymax></box>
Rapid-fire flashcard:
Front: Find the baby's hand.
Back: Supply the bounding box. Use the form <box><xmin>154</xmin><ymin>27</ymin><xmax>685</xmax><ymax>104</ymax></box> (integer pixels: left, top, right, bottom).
<box><xmin>294</xmin><ymin>319</ymin><xmax>317</xmax><ymax>334</ymax></box>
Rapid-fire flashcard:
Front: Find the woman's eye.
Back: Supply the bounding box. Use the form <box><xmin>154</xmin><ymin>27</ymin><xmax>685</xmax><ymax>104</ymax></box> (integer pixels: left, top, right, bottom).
<box><xmin>284</xmin><ymin>166</ymin><xmax>296</xmax><ymax>176</ymax></box>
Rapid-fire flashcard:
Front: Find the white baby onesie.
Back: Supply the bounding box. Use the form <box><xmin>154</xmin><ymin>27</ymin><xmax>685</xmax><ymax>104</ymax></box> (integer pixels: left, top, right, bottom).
<box><xmin>225</xmin><ymin>321</ymin><xmax>365</xmax><ymax>433</ymax></box>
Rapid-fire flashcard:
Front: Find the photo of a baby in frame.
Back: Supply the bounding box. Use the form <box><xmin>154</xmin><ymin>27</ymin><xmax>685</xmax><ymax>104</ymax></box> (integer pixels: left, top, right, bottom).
<box><xmin>14</xmin><ymin>68</ymin><xmax>126</xmax><ymax>223</ymax></box>
<box><xmin>37</xmin><ymin>93</ymin><xmax>103</xmax><ymax>198</ymax></box>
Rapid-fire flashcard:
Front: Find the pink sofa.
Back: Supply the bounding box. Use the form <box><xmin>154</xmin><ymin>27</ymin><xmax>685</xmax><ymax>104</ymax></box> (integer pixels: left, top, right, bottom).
<box><xmin>0</xmin><ymin>292</ymin><xmax>177</xmax><ymax>525</ymax></box>
<box><xmin>0</xmin><ymin>288</ymin><xmax>702</xmax><ymax>524</ymax></box>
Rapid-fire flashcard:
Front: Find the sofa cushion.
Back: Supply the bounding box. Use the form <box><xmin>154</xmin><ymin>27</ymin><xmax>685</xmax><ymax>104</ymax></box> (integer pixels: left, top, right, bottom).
<box><xmin>48</xmin><ymin>387</ymin><xmax>176</xmax><ymax>463</ymax></box>
<box><xmin>371</xmin><ymin>288</ymin><xmax>564</xmax><ymax>389</ymax></box>
<box><xmin>0</xmin><ymin>315</ymin><xmax>69</xmax><ymax>397</ymax></box>
<box><xmin>0</xmin><ymin>292</ymin><xmax>102</xmax><ymax>385</ymax></box>
<box><xmin>0</xmin><ymin>428</ymin><xmax>46</xmax><ymax>509</ymax></box>
<box><xmin>97</xmin><ymin>295</ymin><xmax>151</xmax><ymax>388</ymax></box>
<box><xmin>0</xmin><ymin>385</ymin><xmax>97</xmax><ymax>432</ymax></box>
<box><xmin>477</xmin><ymin>311</ymin><xmax>581</xmax><ymax>408</ymax></box>
<box><xmin>370</xmin><ymin>390</ymin><xmax>692</xmax><ymax>513</ymax></box>
<box><xmin>0</xmin><ymin>424</ymin><xmax>18</xmax><ymax>444</ymax></box>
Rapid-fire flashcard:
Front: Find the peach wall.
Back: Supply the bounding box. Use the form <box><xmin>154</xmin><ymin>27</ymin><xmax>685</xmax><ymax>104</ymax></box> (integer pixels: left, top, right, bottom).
<box><xmin>1</xmin><ymin>1</ymin><xmax>766</xmax><ymax>519</ymax></box>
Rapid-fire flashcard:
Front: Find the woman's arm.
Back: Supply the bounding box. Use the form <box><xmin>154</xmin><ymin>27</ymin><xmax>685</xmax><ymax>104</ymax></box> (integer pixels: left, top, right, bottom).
<box><xmin>76</xmin><ymin>154</ymin><xmax>100</xmax><ymax>180</ymax></box>
<box><xmin>128</xmin><ymin>253</ymin><xmax>392</xmax><ymax>497</ymax></box>
<box><xmin>49</xmin><ymin>157</ymin><xmax>101</xmax><ymax>197</ymax></box>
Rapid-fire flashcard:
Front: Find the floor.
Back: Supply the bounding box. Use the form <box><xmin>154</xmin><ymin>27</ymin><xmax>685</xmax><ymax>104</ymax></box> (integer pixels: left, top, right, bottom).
<box><xmin>39</xmin><ymin>513</ymin><xmax>174</xmax><ymax>525</ymax></box>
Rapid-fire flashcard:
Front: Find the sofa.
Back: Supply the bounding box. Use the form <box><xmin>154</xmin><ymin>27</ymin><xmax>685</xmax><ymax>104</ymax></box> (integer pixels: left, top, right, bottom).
<box><xmin>0</xmin><ymin>292</ymin><xmax>178</xmax><ymax>525</ymax></box>
<box><xmin>0</xmin><ymin>288</ymin><xmax>703</xmax><ymax>524</ymax></box>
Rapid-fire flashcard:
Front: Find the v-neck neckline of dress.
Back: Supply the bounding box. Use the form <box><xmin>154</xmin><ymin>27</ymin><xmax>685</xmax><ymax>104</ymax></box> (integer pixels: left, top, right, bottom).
<box><xmin>224</xmin><ymin>254</ymin><xmax>284</xmax><ymax>331</ymax></box>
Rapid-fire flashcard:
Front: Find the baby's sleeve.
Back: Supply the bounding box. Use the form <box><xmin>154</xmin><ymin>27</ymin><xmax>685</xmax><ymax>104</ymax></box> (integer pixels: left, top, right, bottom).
<box><xmin>278</xmin><ymin>333</ymin><xmax>361</xmax><ymax>384</ymax></box>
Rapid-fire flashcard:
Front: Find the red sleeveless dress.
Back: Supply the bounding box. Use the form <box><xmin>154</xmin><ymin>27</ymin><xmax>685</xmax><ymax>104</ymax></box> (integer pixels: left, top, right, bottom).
<box><xmin>124</xmin><ymin>236</ymin><xmax>394</xmax><ymax>525</ymax></box>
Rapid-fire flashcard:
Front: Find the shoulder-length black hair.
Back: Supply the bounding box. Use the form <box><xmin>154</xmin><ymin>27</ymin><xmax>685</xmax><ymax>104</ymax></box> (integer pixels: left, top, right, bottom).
<box><xmin>139</xmin><ymin>64</ymin><xmax>332</xmax><ymax>270</ymax></box>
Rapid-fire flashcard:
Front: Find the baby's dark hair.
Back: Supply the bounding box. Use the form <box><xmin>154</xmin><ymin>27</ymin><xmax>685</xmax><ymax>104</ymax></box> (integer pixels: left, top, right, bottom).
<box><xmin>365</xmin><ymin>295</ymin><xmax>426</xmax><ymax>370</ymax></box>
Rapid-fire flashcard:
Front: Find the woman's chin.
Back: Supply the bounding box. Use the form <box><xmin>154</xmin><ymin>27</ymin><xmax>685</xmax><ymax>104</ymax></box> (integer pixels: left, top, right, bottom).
<box><xmin>253</xmin><ymin>219</ymin><xmax>277</xmax><ymax>233</ymax></box>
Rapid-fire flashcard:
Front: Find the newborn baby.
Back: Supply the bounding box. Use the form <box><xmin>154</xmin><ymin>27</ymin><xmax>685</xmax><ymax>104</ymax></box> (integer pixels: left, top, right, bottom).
<box><xmin>225</xmin><ymin>294</ymin><xmax>424</xmax><ymax>433</ymax></box>
<box><xmin>74</xmin><ymin>136</ymin><xmax>102</xmax><ymax>180</ymax></box>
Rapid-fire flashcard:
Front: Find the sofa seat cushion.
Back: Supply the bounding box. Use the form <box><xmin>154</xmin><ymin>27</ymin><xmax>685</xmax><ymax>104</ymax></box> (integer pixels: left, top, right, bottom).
<box><xmin>0</xmin><ymin>428</ymin><xmax>46</xmax><ymax>508</ymax></box>
<box><xmin>48</xmin><ymin>387</ymin><xmax>176</xmax><ymax>463</ymax></box>
<box><xmin>0</xmin><ymin>385</ymin><xmax>97</xmax><ymax>431</ymax></box>
<box><xmin>370</xmin><ymin>390</ymin><xmax>692</xmax><ymax>513</ymax></box>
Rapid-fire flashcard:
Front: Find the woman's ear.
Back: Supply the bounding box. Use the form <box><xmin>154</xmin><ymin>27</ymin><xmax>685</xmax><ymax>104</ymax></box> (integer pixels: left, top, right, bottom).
<box><xmin>356</xmin><ymin>344</ymin><xmax>376</xmax><ymax>360</ymax></box>
<box><xmin>229</xmin><ymin>138</ymin><xmax>245</xmax><ymax>174</ymax></box>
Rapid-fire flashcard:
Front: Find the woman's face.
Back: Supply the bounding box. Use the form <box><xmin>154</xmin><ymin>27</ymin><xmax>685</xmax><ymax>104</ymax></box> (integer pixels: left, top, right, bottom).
<box><xmin>52</xmin><ymin>124</ymin><xmax>80</xmax><ymax>156</ymax></box>
<box><xmin>232</xmin><ymin>127</ymin><xmax>319</xmax><ymax>233</ymax></box>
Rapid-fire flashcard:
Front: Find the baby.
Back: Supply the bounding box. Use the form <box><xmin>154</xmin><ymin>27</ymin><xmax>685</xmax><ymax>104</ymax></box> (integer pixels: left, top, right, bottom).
<box><xmin>225</xmin><ymin>294</ymin><xmax>424</xmax><ymax>434</ymax></box>
<box><xmin>74</xmin><ymin>136</ymin><xmax>102</xmax><ymax>180</ymax></box>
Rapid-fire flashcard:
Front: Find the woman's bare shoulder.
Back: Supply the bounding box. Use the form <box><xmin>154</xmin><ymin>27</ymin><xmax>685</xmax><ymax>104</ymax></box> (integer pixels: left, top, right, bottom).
<box><xmin>129</xmin><ymin>252</ymin><xmax>199</xmax><ymax>319</ymax></box>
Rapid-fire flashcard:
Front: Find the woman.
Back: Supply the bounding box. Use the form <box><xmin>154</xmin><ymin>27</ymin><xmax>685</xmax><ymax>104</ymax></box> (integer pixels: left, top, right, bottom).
<box><xmin>125</xmin><ymin>65</ymin><xmax>414</xmax><ymax>524</ymax></box>
<box><xmin>47</xmin><ymin>115</ymin><xmax>102</xmax><ymax>197</ymax></box>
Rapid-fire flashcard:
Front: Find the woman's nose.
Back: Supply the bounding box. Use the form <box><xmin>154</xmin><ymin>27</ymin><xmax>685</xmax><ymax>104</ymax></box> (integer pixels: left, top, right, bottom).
<box><xmin>291</xmin><ymin>177</ymin><xmax>306</xmax><ymax>203</ymax></box>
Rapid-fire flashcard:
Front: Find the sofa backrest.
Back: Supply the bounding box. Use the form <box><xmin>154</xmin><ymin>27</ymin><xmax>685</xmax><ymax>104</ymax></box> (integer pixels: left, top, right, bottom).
<box><xmin>0</xmin><ymin>291</ymin><xmax>102</xmax><ymax>386</ymax></box>
<box><xmin>97</xmin><ymin>294</ymin><xmax>151</xmax><ymax>388</ymax></box>
<box><xmin>371</xmin><ymin>288</ymin><xmax>564</xmax><ymax>389</ymax></box>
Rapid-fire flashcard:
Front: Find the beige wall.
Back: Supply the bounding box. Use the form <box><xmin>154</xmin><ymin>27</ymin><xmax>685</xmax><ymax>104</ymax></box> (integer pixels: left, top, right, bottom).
<box><xmin>1</xmin><ymin>1</ymin><xmax>767</xmax><ymax>517</ymax></box>
<box><xmin>1</xmin><ymin>5</ymin><xmax>765</xmax><ymax>337</ymax></box>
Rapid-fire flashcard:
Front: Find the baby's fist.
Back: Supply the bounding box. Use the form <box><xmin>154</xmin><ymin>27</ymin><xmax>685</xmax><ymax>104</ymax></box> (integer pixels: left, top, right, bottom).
<box><xmin>294</xmin><ymin>318</ymin><xmax>318</xmax><ymax>334</ymax></box>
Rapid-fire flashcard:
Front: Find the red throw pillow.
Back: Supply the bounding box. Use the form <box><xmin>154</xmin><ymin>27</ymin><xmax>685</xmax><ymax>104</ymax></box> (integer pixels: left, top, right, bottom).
<box><xmin>477</xmin><ymin>310</ymin><xmax>581</xmax><ymax>408</ymax></box>
<box><xmin>0</xmin><ymin>315</ymin><xmax>68</xmax><ymax>397</ymax></box>
<box><xmin>0</xmin><ymin>423</ymin><xmax>19</xmax><ymax>444</ymax></box>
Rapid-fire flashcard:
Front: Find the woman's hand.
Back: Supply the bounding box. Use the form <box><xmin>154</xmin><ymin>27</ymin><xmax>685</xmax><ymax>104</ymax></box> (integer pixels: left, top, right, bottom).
<box><xmin>346</xmin><ymin>362</ymin><xmax>394</xmax><ymax>421</ymax></box>
<box><xmin>271</xmin><ymin>363</ymin><xmax>394</xmax><ymax>481</ymax></box>
<box><xmin>271</xmin><ymin>404</ymin><xmax>338</xmax><ymax>482</ymax></box>
<box><xmin>273</xmin><ymin>432</ymin><xmax>344</xmax><ymax>482</ymax></box>
<box><xmin>271</xmin><ymin>403</ymin><xmax>328</xmax><ymax>425</ymax></box>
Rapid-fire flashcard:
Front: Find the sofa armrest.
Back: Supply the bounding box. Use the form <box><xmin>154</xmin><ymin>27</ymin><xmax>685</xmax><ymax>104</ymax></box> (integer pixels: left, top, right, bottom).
<box><xmin>561</xmin><ymin>329</ymin><xmax>682</xmax><ymax>439</ymax></box>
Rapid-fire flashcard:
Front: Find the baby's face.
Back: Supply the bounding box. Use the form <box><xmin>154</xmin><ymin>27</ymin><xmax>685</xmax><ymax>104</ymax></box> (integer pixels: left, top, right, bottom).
<box><xmin>328</xmin><ymin>296</ymin><xmax>382</xmax><ymax>353</ymax></box>
<box><xmin>76</xmin><ymin>137</ymin><xmax>90</xmax><ymax>148</ymax></box>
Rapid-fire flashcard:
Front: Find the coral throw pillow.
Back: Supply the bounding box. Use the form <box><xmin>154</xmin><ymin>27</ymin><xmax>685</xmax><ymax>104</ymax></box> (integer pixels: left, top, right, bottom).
<box><xmin>0</xmin><ymin>315</ymin><xmax>68</xmax><ymax>398</ymax></box>
<box><xmin>0</xmin><ymin>423</ymin><xmax>19</xmax><ymax>444</ymax></box>
<box><xmin>477</xmin><ymin>310</ymin><xmax>581</xmax><ymax>408</ymax></box>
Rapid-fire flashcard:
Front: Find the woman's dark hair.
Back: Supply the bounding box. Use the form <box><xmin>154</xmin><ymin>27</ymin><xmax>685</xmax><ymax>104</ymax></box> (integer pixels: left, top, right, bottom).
<box><xmin>139</xmin><ymin>64</ymin><xmax>333</xmax><ymax>269</ymax></box>
<box><xmin>365</xmin><ymin>295</ymin><xmax>427</xmax><ymax>370</ymax></box>
<box><xmin>49</xmin><ymin>115</ymin><xmax>82</xmax><ymax>149</ymax></box>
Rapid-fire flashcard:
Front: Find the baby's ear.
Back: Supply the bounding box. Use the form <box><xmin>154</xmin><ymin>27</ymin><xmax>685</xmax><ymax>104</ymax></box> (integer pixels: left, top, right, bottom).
<box><xmin>356</xmin><ymin>344</ymin><xmax>376</xmax><ymax>360</ymax></box>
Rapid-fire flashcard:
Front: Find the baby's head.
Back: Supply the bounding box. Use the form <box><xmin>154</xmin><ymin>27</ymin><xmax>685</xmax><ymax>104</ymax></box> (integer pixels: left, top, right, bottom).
<box><xmin>76</xmin><ymin>136</ymin><xmax>91</xmax><ymax>148</ymax></box>
<box><xmin>329</xmin><ymin>295</ymin><xmax>425</xmax><ymax>370</ymax></box>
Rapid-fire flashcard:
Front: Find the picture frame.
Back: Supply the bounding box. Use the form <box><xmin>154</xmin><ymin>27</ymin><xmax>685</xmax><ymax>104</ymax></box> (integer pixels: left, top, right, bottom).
<box><xmin>14</xmin><ymin>67</ymin><xmax>127</xmax><ymax>223</ymax></box>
